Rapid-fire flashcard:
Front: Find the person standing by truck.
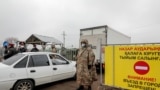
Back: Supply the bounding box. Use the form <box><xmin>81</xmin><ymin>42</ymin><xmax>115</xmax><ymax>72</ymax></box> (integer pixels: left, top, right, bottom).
<box><xmin>76</xmin><ymin>39</ymin><xmax>97</xmax><ymax>90</ymax></box>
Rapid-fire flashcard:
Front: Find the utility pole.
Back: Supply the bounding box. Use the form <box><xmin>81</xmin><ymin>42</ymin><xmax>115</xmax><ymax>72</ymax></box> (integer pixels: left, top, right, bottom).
<box><xmin>62</xmin><ymin>31</ymin><xmax>66</xmax><ymax>47</ymax></box>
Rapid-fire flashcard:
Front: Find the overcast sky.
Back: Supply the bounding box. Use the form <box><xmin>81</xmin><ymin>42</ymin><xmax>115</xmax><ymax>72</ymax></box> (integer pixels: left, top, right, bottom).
<box><xmin>0</xmin><ymin>0</ymin><xmax>160</xmax><ymax>48</ymax></box>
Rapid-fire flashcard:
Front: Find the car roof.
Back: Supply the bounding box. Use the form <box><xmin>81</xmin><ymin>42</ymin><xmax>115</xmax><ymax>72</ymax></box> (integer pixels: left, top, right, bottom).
<box><xmin>21</xmin><ymin>52</ymin><xmax>58</xmax><ymax>55</ymax></box>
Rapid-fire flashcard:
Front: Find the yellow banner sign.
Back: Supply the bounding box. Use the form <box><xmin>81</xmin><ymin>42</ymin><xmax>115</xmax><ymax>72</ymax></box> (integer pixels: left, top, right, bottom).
<box><xmin>105</xmin><ymin>45</ymin><xmax>160</xmax><ymax>90</ymax></box>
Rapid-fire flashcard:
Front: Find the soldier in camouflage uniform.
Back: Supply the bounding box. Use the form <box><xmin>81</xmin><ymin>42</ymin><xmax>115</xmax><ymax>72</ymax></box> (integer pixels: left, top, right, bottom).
<box><xmin>76</xmin><ymin>39</ymin><xmax>95</xmax><ymax>90</ymax></box>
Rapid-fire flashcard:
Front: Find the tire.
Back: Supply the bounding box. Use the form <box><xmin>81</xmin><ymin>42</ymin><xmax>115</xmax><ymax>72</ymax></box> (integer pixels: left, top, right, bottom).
<box><xmin>73</xmin><ymin>73</ymin><xmax>77</xmax><ymax>80</ymax></box>
<box><xmin>13</xmin><ymin>80</ymin><xmax>34</xmax><ymax>90</ymax></box>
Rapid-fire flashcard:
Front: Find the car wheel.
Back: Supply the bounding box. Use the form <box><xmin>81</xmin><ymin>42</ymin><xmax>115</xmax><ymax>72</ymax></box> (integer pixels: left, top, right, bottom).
<box><xmin>13</xmin><ymin>80</ymin><xmax>34</xmax><ymax>90</ymax></box>
<box><xmin>73</xmin><ymin>73</ymin><xmax>77</xmax><ymax>80</ymax></box>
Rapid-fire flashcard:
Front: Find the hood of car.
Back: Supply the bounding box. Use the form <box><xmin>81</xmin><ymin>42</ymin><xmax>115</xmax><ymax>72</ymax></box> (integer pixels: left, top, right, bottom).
<box><xmin>70</xmin><ymin>61</ymin><xmax>76</xmax><ymax>66</ymax></box>
<box><xmin>0</xmin><ymin>63</ymin><xmax>10</xmax><ymax>68</ymax></box>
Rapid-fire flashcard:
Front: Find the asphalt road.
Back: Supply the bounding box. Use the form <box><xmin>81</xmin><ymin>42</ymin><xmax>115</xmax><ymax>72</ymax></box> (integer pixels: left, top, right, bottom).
<box><xmin>35</xmin><ymin>74</ymin><xmax>104</xmax><ymax>90</ymax></box>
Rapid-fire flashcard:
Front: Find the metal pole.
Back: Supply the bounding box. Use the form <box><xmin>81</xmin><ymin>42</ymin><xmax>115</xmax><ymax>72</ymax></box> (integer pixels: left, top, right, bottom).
<box><xmin>112</xmin><ymin>45</ymin><xmax>115</xmax><ymax>86</ymax></box>
<box><xmin>99</xmin><ymin>38</ymin><xmax>103</xmax><ymax>85</ymax></box>
<box><xmin>62</xmin><ymin>31</ymin><xmax>66</xmax><ymax>47</ymax></box>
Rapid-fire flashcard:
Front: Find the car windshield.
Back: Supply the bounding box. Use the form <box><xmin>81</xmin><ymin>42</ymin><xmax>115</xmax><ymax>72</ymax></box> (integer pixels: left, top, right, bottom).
<box><xmin>2</xmin><ymin>53</ymin><xmax>26</xmax><ymax>65</ymax></box>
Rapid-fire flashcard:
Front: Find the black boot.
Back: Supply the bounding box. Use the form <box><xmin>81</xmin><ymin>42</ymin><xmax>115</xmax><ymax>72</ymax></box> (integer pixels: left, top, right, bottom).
<box><xmin>76</xmin><ymin>85</ymin><xmax>84</xmax><ymax>90</ymax></box>
<box><xmin>88</xmin><ymin>86</ymin><xmax>91</xmax><ymax>90</ymax></box>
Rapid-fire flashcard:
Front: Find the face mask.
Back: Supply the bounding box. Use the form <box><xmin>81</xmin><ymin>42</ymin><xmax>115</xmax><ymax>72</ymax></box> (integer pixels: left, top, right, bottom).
<box><xmin>20</xmin><ymin>45</ymin><xmax>24</xmax><ymax>48</ymax></box>
<box><xmin>81</xmin><ymin>43</ymin><xmax>86</xmax><ymax>47</ymax></box>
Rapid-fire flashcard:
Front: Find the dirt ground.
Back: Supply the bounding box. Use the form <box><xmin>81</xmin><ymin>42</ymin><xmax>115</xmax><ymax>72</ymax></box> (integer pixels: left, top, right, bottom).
<box><xmin>35</xmin><ymin>74</ymin><xmax>123</xmax><ymax>90</ymax></box>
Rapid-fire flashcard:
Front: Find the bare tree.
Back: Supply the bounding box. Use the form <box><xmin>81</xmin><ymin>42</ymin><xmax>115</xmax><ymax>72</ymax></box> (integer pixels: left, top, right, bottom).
<box><xmin>5</xmin><ymin>37</ymin><xmax>19</xmax><ymax>49</ymax></box>
<box><xmin>5</xmin><ymin>37</ymin><xmax>19</xmax><ymax>44</ymax></box>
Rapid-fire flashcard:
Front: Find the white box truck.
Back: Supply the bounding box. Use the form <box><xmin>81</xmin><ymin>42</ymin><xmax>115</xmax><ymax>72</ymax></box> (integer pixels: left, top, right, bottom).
<box><xmin>80</xmin><ymin>25</ymin><xmax>131</xmax><ymax>71</ymax></box>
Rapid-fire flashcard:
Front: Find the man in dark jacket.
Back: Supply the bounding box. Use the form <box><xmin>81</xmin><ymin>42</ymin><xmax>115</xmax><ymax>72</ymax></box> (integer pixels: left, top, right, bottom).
<box><xmin>4</xmin><ymin>46</ymin><xmax>8</xmax><ymax>56</ymax></box>
<box><xmin>4</xmin><ymin>44</ymin><xmax>18</xmax><ymax>59</ymax></box>
<box><xmin>18</xmin><ymin>42</ymin><xmax>27</xmax><ymax>53</ymax></box>
<box><xmin>31</xmin><ymin>44</ymin><xmax>39</xmax><ymax>52</ymax></box>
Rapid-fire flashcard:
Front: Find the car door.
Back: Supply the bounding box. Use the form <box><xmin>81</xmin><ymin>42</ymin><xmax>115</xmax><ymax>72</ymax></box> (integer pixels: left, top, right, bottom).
<box><xmin>27</xmin><ymin>54</ymin><xmax>53</xmax><ymax>86</ymax></box>
<box><xmin>49</xmin><ymin>54</ymin><xmax>75</xmax><ymax>81</ymax></box>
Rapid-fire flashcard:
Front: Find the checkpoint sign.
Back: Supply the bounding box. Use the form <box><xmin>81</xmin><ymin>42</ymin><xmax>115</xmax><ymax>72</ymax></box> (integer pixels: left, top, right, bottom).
<box><xmin>134</xmin><ymin>61</ymin><xmax>150</xmax><ymax>75</ymax></box>
<box><xmin>105</xmin><ymin>45</ymin><xmax>160</xmax><ymax>90</ymax></box>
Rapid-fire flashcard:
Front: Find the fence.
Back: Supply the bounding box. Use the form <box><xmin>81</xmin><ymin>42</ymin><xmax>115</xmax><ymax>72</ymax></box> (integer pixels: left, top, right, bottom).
<box><xmin>60</xmin><ymin>48</ymin><xmax>78</xmax><ymax>61</ymax></box>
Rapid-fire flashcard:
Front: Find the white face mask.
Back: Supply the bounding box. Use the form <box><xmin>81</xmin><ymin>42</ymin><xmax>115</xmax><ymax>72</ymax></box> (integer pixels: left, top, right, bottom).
<box><xmin>81</xmin><ymin>43</ymin><xmax>86</xmax><ymax>47</ymax></box>
<box><xmin>20</xmin><ymin>45</ymin><xmax>24</xmax><ymax>48</ymax></box>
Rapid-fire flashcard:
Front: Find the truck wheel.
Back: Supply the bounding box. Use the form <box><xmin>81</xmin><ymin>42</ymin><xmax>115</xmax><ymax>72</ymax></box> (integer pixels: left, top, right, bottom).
<box><xmin>13</xmin><ymin>80</ymin><xmax>34</xmax><ymax>90</ymax></box>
